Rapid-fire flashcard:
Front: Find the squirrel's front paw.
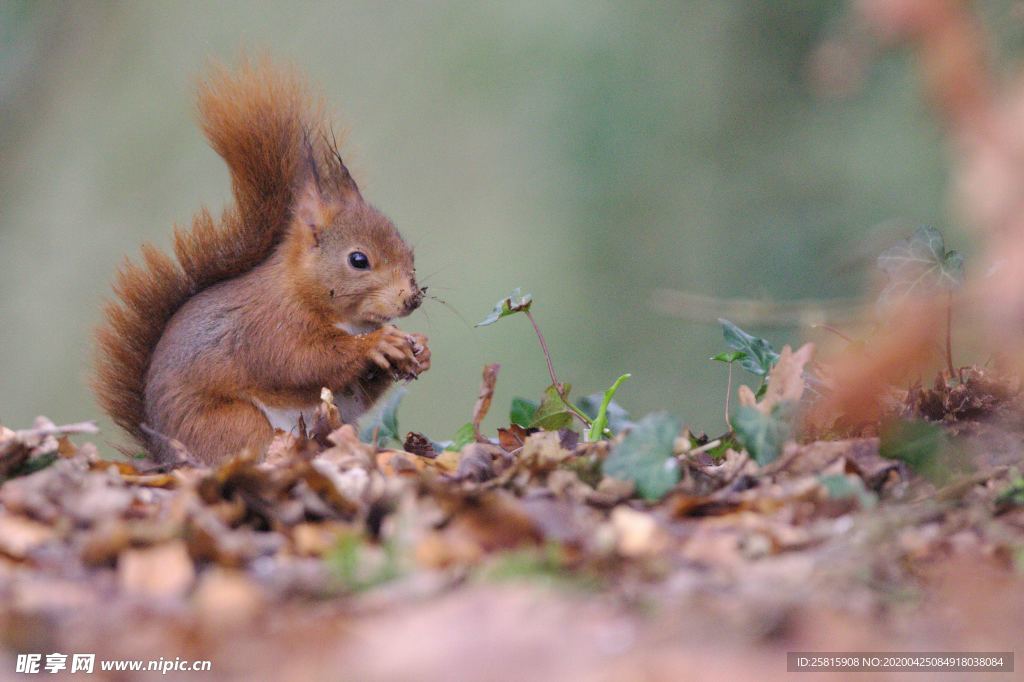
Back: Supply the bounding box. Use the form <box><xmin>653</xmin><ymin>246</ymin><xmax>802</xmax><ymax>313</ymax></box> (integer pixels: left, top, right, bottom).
<box><xmin>406</xmin><ymin>333</ymin><xmax>431</xmax><ymax>377</ymax></box>
<box><xmin>368</xmin><ymin>325</ymin><xmax>417</xmax><ymax>374</ymax></box>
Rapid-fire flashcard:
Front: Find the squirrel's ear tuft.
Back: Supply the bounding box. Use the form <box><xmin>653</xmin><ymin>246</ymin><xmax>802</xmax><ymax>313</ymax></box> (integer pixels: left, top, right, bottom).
<box><xmin>294</xmin><ymin>133</ymin><xmax>340</xmax><ymax>244</ymax></box>
<box><xmin>324</xmin><ymin>132</ymin><xmax>361</xmax><ymax>203</ymax></box>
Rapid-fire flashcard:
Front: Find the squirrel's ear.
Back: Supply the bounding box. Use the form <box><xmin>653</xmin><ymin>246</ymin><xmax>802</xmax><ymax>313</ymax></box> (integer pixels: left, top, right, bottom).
<box><xmin>294</xmin><ymin>174</ymin><xmax>331</xmax><ymax>246</ymax></box>
<box><xmin>294</xmin><ymin>134</ymin><xmax>340</xmax><ymax>245</ymax></box>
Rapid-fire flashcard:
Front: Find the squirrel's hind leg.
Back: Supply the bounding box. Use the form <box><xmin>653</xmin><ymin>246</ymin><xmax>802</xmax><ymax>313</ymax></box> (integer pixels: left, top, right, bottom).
<box><xmin>180</xmin><ymin>399</ymin><xmax>275</xmax><ymax>465</ymax></box>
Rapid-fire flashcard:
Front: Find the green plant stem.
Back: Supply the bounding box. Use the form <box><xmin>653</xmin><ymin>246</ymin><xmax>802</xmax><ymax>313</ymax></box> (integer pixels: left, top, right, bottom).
<box><xmin>945</xmin><ymin>291</ymin><xmax>955</xmax><ymax>377</ymax></box>
<box><xmin>689</xmin><ymin>438</ymin><xmax>722</xmax><ymax>456</ymax></box>
<box><xmin>724</xmin><ymin>361</ymin><xmax>734</xmax><ymax>431</ymax></box>
<box><xmin>524</xmin><ymin>309</ymin><xmax>592</xmax><ymax>427</ymax></box>
<box><xmin>525</xmin><ymin>310</ymin><xmax>560</xmax><ymax>390</ymax></box>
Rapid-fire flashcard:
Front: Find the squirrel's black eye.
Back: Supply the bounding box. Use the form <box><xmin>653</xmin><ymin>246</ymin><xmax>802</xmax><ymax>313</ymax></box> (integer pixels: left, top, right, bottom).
<box><xmin>348</xmin><ymin>251</ymin><xmax>370</xmax><ymax>270</ymax></box>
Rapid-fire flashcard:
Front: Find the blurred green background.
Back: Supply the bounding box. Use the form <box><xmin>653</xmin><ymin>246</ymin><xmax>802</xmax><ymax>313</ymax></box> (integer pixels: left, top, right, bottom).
<box><xmin>1</xmin><ymin>0</ymin><xmax>963</xmax><ymax>445</ymax></box>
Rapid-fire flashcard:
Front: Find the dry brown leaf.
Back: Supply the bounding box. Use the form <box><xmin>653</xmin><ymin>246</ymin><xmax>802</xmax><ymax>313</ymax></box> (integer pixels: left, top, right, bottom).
<box><xmin>118</xmin><ymin>540</ymin><xmax>195</xmax><ymax>599</ymax></box>
<box><xmin>376</xmin><ymin>451</ymin><xmax>425</xmax><ymax>476</ymax></box>
<box><xmin>520</xmin><ymin>430</ymin><xmax>571</xmax><ymax>468</ymax></box>
<box><xmin>87</xmin><ymin>458</ymin><xmax>139</xmax><ymax>476</ymax></box>
<box><xmin>0</xmin><ymin>439</ymin><xmax>29</xmax><ymax>480</ymax></box>
<box><xmin>497</xmin><ymin>424</ymin><xmax>530</xmax><ymax>452</ymax></box>
<box><xmin>185</xmin><ymin>503</ymin><xmax>285</xmax><ymax>567</ymax></box>
<box><xmin>759</xmin><ymin>343</ymin><xmax>815</xmax><ymax>413</ymax></box>
<box><xmin>0</xmin><ymin>514</ymin><xmax>55</xmax><ymax>559</ymax></box>
<box><xmin>610</xmin><ymin>506</ymin><xmax>669</xmax><ymax>558</ymax></box>
<box><xmin>57</xmin><ymin>436</ymin><xmax>77</xmax><ymax>458</ymax></box>
<box><xmin>415</xmin><ymin>530</ymin><xmax>484</xmax><ymax>569</ymax></box>
<box><xmin>403</xmin><ymin>432</ymin><xmax>437</xmax><ymax>458</ymax></box>
<box><xmin>451</xmin><ymin>443</ymin><xmax>501</xmax><ymax>482</ymax></box>
<box><xmin>192</xmin><ymin>567</ymin><xmax>265</xmax><ymax>629</ymax></box>
<box><xmin>119</xmin><ymin>472</ymin><xmax>178</xmax><ymax>487</ymax></box>
<box><xmin>11</xmin><ymin>577</ymin><xmax>100</xmax><ymax>612</ymax></box>
<box><xmin>737</xmin><ymin>384</ymin><xmax>757</xmax><ymax>409</ymax></box>
<box><xmin>291</xmin><ymin>521</ymin><xmax>350</xmax><ymax>557</ymax></box>
<box><xmin>436</xmin><ymin>490</ymin><xmax>542</xmax><ymax>556</ymax></box>
<box><xmin>302</xmin><ymin>462</ymin><xmax>364</xmax><ymax>516</ymax></box>
<box><xmin>309</xmin><ymin>387</ymin><xmax>343</xmax><ymax>444</ymax></box>
<box><xmin>323</xmin><ymin>424</ymin><xmax>374</xmax><ymax>460</ymax></box>
<box><xmin>472</xmin><ymin>363</ymin><xmax>501</xmax><ymax>442</ymax></box>
<box><xmin>79</xmin><ymin>519</ymin><xmax>134</xmax><ymax>566</ymax></box>
<box><xmin>265</xmin><ymin>432</ymin><xmax>305</xmax><ymax>467</ymax></box>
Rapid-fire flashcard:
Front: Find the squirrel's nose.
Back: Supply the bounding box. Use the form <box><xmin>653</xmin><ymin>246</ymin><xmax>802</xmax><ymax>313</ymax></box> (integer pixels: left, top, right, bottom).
<box><xmin>405</xmin><ymin>284</ymin><xmax>424</xmax><ymax>313</ymax></box>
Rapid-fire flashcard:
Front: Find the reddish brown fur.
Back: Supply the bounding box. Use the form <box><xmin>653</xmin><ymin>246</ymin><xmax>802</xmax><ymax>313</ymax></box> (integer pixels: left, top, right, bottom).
<box><xmin>93</xmin><ymin>57</ymin><xmax>429</xmax><ymax>464</ymax></box>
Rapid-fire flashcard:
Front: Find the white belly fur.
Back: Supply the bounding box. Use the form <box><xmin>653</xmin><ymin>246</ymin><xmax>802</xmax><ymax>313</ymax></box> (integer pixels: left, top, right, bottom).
<box><xmin>336</xmin><ymin>392</ymin><xmax>369</xmax><ymax>423</ymax></box>
<box><xmin>253</xmin><ymin>393</ymin><xmax>370</xmax><ymax>433</ymax></box>
<box><xmin>334</xmin><ymin>321</ymin><xmax>377</xmax><ymax>336</ymax></box>
<box><xmin>257</xmin><ymin>403</ymin><xmax>317</xmax><ymax>434</ymax></box>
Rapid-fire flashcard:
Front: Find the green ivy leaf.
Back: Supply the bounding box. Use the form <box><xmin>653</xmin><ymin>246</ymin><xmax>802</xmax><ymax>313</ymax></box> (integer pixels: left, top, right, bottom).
<box><xmin>732</xmin><ymin>403</ymin><xmax>792</xmax><ymax>465</ymax></box>
<box><xmin>710</xmin><ymin>350</ymin><xmax>748</xmax><ymax>364</ymax></box>
<box><xmin>754</xmin><ymin>381</ymin><xmax>769</xmax><ymax>400</ymax></box>
<box><xmin>877</xmin><ymin>225</ymin><xmax>965</xmax><ymax>306</ymax></box>
<box><xmin>328</xmin><ymin>534</ymin><xmax>401</xmax><ymax>592</ymax></box>
<box><xmin>603</xmin><ymin>412</ymin><xmax>681</xmax><ymax>500</ymax></box>
<box><xmin>444</xmin><ymin>422</ymin><xmax>476</xmax><ymax>452</ymax></box>
<box><xmin>718</xmin><ymin>319</ymin><xmax>779</xmax><ymax>377</ymax></box>
<box><xmin>0</xmin><ymin>451</ymin><xmax>59</xmax><ymax>485</ymax></box>
<box><xmin>995</xmin><ymin>476</ymin><xmax>1024</xmax><ymax>511</ymax></box>
<box><xmin>358</xmin><ymin>387</ymin><xmax>407</xmax><ymax>446</ymax></box>
<box><xmin>693</xmin><ymin>433</ymin><xmax>739</xmax><ymax>461</ymax></box>
<box><xmin>819</xmin><ymin>473</ymin><xmax>877</xmax><ymax>509</ymax></box>
<box><xmin>530</xmin><ymin>384</ymin><xmax>576</xmax><ymax>431</ymax></box>
<box><xmin>475</xmin><ymin>288</ymin><xmax>533</xmax><ymax>327</ymax></box>
<box><xmin>879</xmin><ymin>419</ymin><xmax>949</xmax><ymax>484</ymax></box>
<box><xmin>510</xmin><ymin>397</ymin><xmax>539</xmax><ymax>428</ymax></box>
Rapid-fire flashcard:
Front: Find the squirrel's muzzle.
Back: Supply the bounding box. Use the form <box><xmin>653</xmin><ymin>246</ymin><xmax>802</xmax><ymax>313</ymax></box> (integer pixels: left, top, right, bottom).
<box><xmin>404</xmin><ymin>283</ymin><xmax>424</xmax><ymax>314</ymax></box>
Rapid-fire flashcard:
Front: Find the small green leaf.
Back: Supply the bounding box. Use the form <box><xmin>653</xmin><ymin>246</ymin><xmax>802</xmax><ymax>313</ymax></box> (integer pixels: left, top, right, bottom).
<box><xmin>697</xmin><ymin>434</ymin><xmax>739</xmax><ymax>461</ymax></box>
<box><xmin>445</xmin><ymin>422</ymin><xmax>476</xmax><ymax>451</ymax></box>
<box><xmin>819</xmin><ymin>473</ymin><xmax>877</xmax><ymax>509</ymax></box>
<box><xmin>328</xmin><ymin>534</ymin><xmax>401</xmax><ymax>592</ymax></box>
<box><xmin>754</xmin><ymin>381</ymin><xmax>768</xmax><ymax>400</ymax></box>
<box><xmin>879</xmin><ymin>419</ymin><xmax>949</xmax><ymax>484</ymax></box>
<box><xmin>996</xmin><ymin>476</ymin><xmax>1024</xmax><ymax>510</ymax></box>
<box><xmin>579</xmin><ymin>392</ymin><xmax>633</xmax><ymax>437</ymax></box>
<box><xmin>530</xmin><ymin>384</ymin><xmax>576</xmax><ymax>431</ymax></box>
<box><xmin>732</xmin><ymin>403</ymin><xmax>792</xmax><ymax>465</ymax></box>
<box><xmin>603</xmin><ymin>412</ymin><xmax>681</xmax><ymax>500</ymax></box>
<box><xmin>585</xmin><ymin>373</ymin><xmax>631</xmax><ymax>441</ymax></box>
<box><xmin>481</xmin><ymin>544</ymin><xmax>601</xmax><ymax>591</ymax></box>
<box><xmin>2</xmin><ymin>451</ymin><xmax>59</xmax><ymax>484</ymax></box>
<box><xmin>475</xmin><ymin>288</ymin><xmax>533</xmax><ymax>327</ymax></box>
<box><xmin>718</xmin><ymin>319</ymin><xmax>779</xmax><ymax>377</ymax></box>
<box><xmin>877</xmin><ymin>225</ymin><xmax>965</xmax><ymax>306</ymax></box>
<box><xmin>358</xmin><ymin>387</ymin><xmax>407</xmax><ymax>446</ymax></box>
<box><xmin>510</xmin><ymin>397</ymin><xmax>539</xmax><ymax>428</ymax></box>
<box><xmin>710</xmin><ymin>351</ymin><xmax>748</xmax><ymax>364</ymax></box>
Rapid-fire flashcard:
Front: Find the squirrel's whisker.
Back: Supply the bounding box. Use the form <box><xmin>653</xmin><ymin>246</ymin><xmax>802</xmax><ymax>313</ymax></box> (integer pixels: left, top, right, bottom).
<box><xmin>426</xmin><ymin>295</ymin><xmax>474</xmax><ymax>331</ymax></box>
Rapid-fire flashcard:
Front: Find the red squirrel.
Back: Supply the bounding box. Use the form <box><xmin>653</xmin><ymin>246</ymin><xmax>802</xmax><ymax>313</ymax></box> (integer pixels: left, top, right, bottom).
<box><xmin>93</xmin><ymin>57</ymin><xmax>430</xmax><ymax>464</ymax></box>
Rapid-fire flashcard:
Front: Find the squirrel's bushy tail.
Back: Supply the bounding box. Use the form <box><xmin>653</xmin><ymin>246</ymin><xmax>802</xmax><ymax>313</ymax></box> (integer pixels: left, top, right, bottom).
<box><xmin>93</xmin><ymin>56</ymin><xmax>321</xmax><ymax>450</ymax></box>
